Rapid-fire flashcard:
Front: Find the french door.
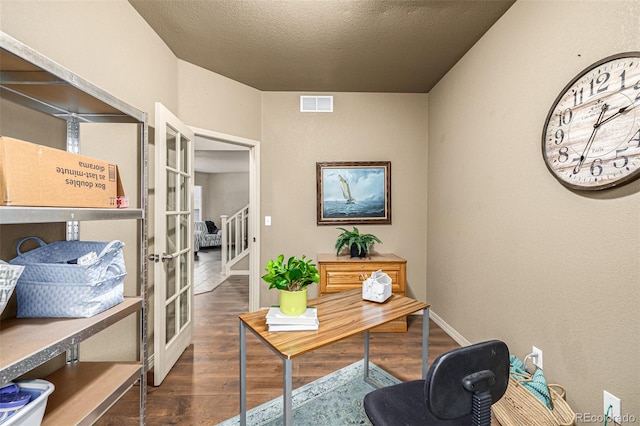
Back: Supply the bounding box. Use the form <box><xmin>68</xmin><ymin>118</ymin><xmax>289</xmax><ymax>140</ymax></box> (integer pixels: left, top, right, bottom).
<box><xmin>153</xmin><ymin>103</ymin><xmax>195</xmax><ymax>385</ymax></box>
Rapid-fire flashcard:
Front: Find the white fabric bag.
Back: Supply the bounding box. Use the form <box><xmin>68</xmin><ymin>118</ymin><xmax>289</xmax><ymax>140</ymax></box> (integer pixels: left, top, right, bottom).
<box><xmin>362</xmin><ymin>269</ymin><xmax>392</xmax><ymax>303</ymax></box>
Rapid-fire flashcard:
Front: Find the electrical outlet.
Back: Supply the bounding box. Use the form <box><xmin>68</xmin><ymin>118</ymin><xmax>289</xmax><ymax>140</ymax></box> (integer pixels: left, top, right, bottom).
<box><xmin>265</xmin><ymin>216</ymin><xmax>271</xmax><ymax>226</ymax></box>
<box><xmin>532</xmin><ymin>346</ymin><xmax>543</xmax><ymax>369</ymax></box>
<box><xmin>604</xmin><ymin>390</ymin><xmax>621</xmax><ymax>422</ymax></box>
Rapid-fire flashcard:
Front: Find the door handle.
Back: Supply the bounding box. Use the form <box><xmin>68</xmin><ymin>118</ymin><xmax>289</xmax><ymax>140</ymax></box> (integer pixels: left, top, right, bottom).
<box><xmin>161</xmin><ymin>253</ymin><xmax>175</xmax><ymax>262</ymax></box>
<box><xmin>148</xmin><ymin>253</ymin><xmax>175</xmax><ymax>263</ymax></box>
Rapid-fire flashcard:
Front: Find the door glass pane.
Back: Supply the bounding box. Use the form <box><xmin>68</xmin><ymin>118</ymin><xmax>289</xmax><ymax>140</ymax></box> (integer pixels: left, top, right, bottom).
<box><xmin>166</xmin><ymin>215</ymin><xmax>176</xmax><ymax>254</ymax></box>
<box><xmin>166</xmin><ymin>126</ymin><xmax>177</xmax><ymax>169</ymax></box>
<box><xmin>166</xmin><ymin>171</ymin><xmax>176</xmax><ymax>211</ymax></box>
<box><xmin>179</xmin><ymin>290</ymin><xmax>189</xmax><ymax>329</ymax></box>
<box><xmin>166</xmin><ymin>299</ymin><xmax>176</xmax><ymax>343</ymax></box>
<box><xmin>180</xmin><ymin>175</ymin><xmax>188</xmax><ymax>211</ymax></box>
<box><xmin>165</xmin><ymin>257</ymin><xmax>176</xmax><ymax>298</ymax></box>
<box><xmin>180</xmin><ymin>135</ymin><xmax>189</xmax><ymax>173</ymax></box>
<box><xmin>180</xmin><ymin>214</ymin><xmax>189</xmax><ymax>250</ymax></box>
<box><xmin>180</xmin><ymin>252</ymin><xmax>189</xmax><ymax>289</ymax></box>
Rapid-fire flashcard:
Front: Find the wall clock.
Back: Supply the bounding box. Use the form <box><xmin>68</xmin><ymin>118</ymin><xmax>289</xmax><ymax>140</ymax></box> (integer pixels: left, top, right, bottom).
<box><xmin>542</xmin><ymin>52</ymin><xmax>640</xmax><ymax>190</ymax></box>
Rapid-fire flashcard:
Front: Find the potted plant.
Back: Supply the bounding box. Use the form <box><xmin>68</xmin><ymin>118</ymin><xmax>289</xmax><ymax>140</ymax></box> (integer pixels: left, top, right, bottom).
<box><xmin>262</xmin><ymin>254</ymin><xmax>320</xmax><ymax>316</ymax></box>
<box><xmin>334</xmin><ymin>227</ymin><xmax>382</xmax><ymax>258</ymax></box>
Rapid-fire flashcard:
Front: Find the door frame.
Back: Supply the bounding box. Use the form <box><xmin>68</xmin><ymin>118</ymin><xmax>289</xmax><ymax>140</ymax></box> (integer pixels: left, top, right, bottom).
<box><xmin>190</xmin><ymin>126</ymin><xmax>260</xmax><ymax>312</ymax></box>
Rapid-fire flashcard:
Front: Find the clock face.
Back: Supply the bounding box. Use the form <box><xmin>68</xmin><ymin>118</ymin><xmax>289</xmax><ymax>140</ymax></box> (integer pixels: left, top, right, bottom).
<box><xmin>542</xmin><ymin>53</ymin><xmax>640</xmax><ymax>190</ymax></box>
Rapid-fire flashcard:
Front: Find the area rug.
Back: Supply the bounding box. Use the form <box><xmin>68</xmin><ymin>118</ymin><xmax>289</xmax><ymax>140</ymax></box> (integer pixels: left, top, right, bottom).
<box><xmin>217</xmin><ymin>361</ymin><xmax>401</xmax><ymax>425</ymax></box>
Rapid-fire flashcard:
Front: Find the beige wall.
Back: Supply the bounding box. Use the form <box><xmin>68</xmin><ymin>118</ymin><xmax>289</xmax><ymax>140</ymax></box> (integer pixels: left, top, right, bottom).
<box><xmin>261</xmin><ymin>92</ymin><xmax>428</xmax><ymax>305</ymax></box>
<box><xmin>428</xmin><ymin>1</ymin><xmax>640</xmax><ymax>421</ymax></box>
<box><xmin>194</xmin><ymin>172</ymin><xmax>249</xmax><ymax>224</ymax></box>
<box><xmin>178</xmin><ymin>60</ymin><xmax>262</xmax><ymax>140</ymax></box>
<box><xmin>210</xmin><ymin>173</ymin><xmax>250</xmax><ymax>224</ymax></box>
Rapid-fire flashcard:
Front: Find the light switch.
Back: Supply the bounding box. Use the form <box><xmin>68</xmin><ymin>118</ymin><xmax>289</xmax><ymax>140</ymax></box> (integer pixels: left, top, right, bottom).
<box><xmin>265</xmin><ymin>216</ymin><xmax>271</xmax><ymax>226</ymax></box>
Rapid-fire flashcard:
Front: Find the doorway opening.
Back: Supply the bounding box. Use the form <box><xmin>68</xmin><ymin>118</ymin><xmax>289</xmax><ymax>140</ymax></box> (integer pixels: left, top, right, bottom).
<box><xmin>191</xmin><ymin>127</ymin><xmax>260</xmax><ymax>312</ymax></box>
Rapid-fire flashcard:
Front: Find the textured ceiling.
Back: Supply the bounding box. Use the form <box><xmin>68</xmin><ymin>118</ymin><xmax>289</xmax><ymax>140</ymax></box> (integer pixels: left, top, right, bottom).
<box><xmin>129</xmin><ymin>0</ymin><xmax>514</xmax><ymax>93</ymax></box>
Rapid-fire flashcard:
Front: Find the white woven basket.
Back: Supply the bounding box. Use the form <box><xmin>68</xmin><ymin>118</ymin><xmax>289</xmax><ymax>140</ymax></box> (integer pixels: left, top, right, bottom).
<box><xmin>0</xmin><ymin>261</ymin><xmax>24</xmax><ymax>315</ymax></box>
<box><xmin>9</xmin><ymin>237</ymin><xmax>126</xmax><ymax>318</ymax></box>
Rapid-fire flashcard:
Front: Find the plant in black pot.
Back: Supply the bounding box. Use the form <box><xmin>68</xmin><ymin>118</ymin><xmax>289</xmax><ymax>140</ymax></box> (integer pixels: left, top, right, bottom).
<box><xmin>334</xmin><ymin>227</ymin><xmax>382</xmax><ymax>258</ymax></box>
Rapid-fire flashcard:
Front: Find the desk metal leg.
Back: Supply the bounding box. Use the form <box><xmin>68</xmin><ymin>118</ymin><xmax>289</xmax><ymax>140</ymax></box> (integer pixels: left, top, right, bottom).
<box><xmin>422</xmin><ymin>307</ymin><xmax>430</xmax><ymax>379</ymax></box>
<box><xmin>240</xmin><ymin>321</ymin><xmax>293</xmax><ymax>425</ymax></box>
<box><xmin>283</xmin><ymin>358</ymin><xmax>293</xmax><ymax>425</ymax></box>
<box><xmin>364</xmin><ymin>330</ymin><xmax>370</xmax><ymax>379</ymax></box>
<box><xmin>363</xmin><ymin>330</ymin><xmax>386</xmax><ymax>388</ymax></box>
<box><xmin>240</xmin><ymin>320</ymin><xmax>247</xmax><ymax>426</ymax></box>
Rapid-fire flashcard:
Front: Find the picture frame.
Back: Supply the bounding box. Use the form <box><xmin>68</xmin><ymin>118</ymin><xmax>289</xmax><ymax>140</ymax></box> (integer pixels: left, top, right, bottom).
<box><xmin>316</xmin><ymin>161</ymin><xmax>391</xmax><ymax>225</ymax></box>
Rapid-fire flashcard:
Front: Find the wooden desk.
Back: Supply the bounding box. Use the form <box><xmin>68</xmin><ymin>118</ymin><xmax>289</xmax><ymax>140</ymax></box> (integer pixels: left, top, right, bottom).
<box><xmin>317</xmin><ymin>253</ymin><xmax>408</xmax><ymax>331</ymax></box>
<box><xmin>238</xmin><ymin>289</ymin><xmax>430</xmax><ymax>426</ymax></box>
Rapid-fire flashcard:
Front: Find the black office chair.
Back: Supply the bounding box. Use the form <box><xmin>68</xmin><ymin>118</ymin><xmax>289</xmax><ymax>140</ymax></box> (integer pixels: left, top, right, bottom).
<box><xmin>364</xmin><ymin>340</ymin><xmax>509</xmax><ymax>426</ymax></box>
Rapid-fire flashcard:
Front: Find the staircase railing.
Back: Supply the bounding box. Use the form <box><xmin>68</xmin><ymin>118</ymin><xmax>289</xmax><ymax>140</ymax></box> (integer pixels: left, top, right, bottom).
<box><xmin>221</xmin><ymin>204</ymin><xmax>250</xmax><ymax>275</ymax></box>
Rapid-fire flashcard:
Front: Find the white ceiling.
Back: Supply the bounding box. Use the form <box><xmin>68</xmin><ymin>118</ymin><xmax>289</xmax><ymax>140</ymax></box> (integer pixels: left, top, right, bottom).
<box><xmin>131</xmin><ymin>0</ymin><xmax>515</xmax><ymax>172</ymax></box>
<box><xmin>194</xmin><ymin>137</ymin><xmax>249</xmax><ymax>174</ymax></box>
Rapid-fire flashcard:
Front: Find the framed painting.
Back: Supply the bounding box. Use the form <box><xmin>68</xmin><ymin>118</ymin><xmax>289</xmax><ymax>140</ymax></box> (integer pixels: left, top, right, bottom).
<box><xmin>316</xmin><ymin>161</ymin><xmax>391</xmax><ymax>225</ymax></box>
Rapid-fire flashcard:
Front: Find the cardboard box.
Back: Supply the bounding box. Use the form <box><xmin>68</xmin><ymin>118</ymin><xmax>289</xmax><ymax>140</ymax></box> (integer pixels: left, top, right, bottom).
<box><xmin>0</xmin><ymin>136</ymin><xmax>126</xmax><ymax>208</ymax></box>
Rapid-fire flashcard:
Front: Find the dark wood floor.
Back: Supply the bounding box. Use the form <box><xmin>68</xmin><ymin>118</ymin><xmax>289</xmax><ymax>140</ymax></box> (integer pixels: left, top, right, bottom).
<box><xmin>97</xmin><ymin>275</ymin><xmax>461</xmax><ymax>425</ymax></box>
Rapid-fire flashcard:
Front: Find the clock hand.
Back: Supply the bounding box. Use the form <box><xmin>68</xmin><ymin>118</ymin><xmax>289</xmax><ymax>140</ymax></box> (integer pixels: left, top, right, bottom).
<box><xmin>595</xmin><ymin>99</ymin><xmax>639</xmax><ymax>128</ymax></box>
<box><xmin>573</xmin><ymin>103</ymin><xmax>608</xmax><ymax>174</ymax></box>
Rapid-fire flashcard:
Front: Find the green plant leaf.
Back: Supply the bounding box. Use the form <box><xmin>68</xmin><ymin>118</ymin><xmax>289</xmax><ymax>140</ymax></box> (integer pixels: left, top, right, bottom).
<box><xmin>334</xmin><ymin>226</ymin><xmax>382</xmax><ymax>255</ymax></box>
<box><xmin>262</xmin><ymin>254</ymin><xmax>319</xmax><ymax>291</ymax></box>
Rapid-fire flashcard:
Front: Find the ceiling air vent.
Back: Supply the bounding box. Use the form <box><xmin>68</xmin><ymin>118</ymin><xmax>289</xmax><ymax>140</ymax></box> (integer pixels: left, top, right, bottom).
<box><xmin>300</xmin><ymin>96</ymin><xmax>333</xmax><ymax>112</ymax></box>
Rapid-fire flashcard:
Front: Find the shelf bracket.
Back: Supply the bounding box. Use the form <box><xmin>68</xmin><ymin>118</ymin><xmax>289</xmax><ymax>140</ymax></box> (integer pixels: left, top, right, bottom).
<box><xmin>66</xmin><ymin>114</ymin><xmax>80</xmax><ymax>241</ymax></box>
<box><xmin>66</xmin><ymin>345</ymin><xmax>80</xmax><ymax>364</ymax></box>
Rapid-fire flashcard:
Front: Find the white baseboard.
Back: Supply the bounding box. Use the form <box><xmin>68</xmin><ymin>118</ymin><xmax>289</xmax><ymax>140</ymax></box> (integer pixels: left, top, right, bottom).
<box><xmin>147</xmin><ymin>354</ymin><xmax>154</xmax><ymax>372</ymax></box>
<box><xmin>429</xmin><ymin>310</ymin><xmax>471</xmax><ymax>347</ymax></box>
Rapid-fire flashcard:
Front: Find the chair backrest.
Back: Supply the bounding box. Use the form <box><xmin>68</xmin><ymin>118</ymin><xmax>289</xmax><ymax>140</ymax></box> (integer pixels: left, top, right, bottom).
<box><xmin>425</xmin><ymin>340</ymin><xmax>509</xmax><ymax>421</ymax></box>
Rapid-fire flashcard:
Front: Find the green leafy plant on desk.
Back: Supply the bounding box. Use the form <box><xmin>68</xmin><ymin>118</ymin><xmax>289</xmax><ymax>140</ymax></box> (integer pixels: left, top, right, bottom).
<box><xmin>262</xmin><ymin>254</ymin><xmax>319</xmax><ymax>315</ymax></box>
<box><xmin>262</xmin><ymin>254</ymin><xmax>319</xmax><ymax>292</ymax></box>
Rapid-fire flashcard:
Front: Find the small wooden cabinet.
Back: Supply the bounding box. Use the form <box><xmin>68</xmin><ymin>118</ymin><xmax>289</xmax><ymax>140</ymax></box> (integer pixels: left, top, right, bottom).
<box><xmin>317</xmin><ymin>253</ymin><xmax>407</xmax><ymax>332</ymax></box>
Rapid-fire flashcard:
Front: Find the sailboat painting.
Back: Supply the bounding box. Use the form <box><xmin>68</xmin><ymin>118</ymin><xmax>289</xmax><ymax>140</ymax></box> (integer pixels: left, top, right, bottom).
<box><xmin>316</xmin><ymin>161</ymin><xmax>391</xmax><ymax>225</ymax></box>
<box><xmin>338</xmin><ymin>175</ymin><xmax>355</xmax><ymax>204</ymax></box>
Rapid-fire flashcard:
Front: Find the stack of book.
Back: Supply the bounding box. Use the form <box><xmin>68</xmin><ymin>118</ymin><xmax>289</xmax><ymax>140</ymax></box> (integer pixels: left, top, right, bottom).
<box><xmin>265</xmin><ymin>306</ymin><xmax>319</xmax><ymax>331</ymax></box>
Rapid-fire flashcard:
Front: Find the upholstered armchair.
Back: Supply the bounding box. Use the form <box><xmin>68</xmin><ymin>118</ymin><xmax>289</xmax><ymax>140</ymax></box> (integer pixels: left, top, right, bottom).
<box><xmin>194</xmin><ymin>220</ymin><xmax>222</xmax><ymax>256</ymax></box>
